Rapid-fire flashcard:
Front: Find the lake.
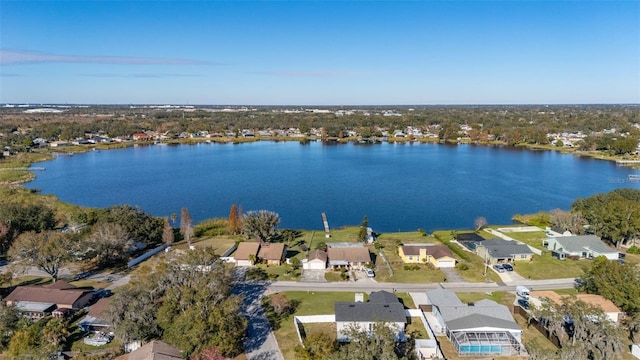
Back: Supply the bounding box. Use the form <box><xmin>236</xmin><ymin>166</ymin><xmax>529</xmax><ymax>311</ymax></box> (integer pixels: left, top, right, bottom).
<box><xmin>26</xmin><ymin>142</ymin><xmax>639</xmax><ymax>233</ymax></box>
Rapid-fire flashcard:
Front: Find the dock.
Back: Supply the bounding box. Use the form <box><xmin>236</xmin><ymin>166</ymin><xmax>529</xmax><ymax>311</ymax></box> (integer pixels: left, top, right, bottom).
<box><xmin>321</xmin><ymin>213</ymin><xmax>331</xmax><ymax>238</ymax></box>
<box><xmin>616</xmin><ymin>160</ymin><xmax>640</xmax><ymax>164</ymax></box>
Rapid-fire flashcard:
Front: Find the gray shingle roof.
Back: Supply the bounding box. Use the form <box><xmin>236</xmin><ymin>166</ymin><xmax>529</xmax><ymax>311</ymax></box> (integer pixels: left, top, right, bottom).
<box><xmin>335</xmin><ymin>290</ymin><xmax>405</xmax><ymax>323</ymax></box>
<box><xmin>426</xmin><ymin>288</ymin><xmax>464</xmax><ymax>307</ymax></box>
<box><xmin>552</xmin><ymin>235</ymin><xmax>617</xmax><ymax>255</ymax></box>
<box><xmin>447</xmin><ymin>313</ymin><xmax>522</xmax><ymax>331</ymax></box>
<box><xmin>335</xmin><ymin>302</ymin><xmax>406</xmax><ymax>323</ymax></box>
<box><xmin>479</xmin><ymin>239</ymin><xmax>534</xmax><ymax>258</ymax></box>
<box><xmin>427</xmin><ymin>290</ymin><xmax>520</xmax><ymax>332</ymax></box>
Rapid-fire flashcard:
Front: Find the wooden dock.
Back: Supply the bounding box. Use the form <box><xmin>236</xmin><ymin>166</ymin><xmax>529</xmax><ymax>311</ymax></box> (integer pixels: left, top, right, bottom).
<box><xmin>321</xmin><ymin>213</ymin><xmax>331</xmax><ymax>238</ymax></box>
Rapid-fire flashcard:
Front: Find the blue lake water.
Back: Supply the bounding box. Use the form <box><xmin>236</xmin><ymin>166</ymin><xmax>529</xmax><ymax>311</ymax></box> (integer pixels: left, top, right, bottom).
<box><xmin>26</xmin><ymin>142</ymin><xmax>639</xmax><ymax>233</ymax></box>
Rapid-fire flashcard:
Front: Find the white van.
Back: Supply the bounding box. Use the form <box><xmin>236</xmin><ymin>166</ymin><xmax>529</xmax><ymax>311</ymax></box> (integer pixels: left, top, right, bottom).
<box><xmin>516</xmin><ymin>286</ymin><xmax>530</xmax><ymax>299</ymax></box>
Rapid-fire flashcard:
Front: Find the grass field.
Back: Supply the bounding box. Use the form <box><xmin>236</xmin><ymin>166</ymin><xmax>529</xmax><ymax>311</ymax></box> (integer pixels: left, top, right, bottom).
<box><xmin>513</xmin><ymin>252</ymin><xmax>586</xmax><ymax>280</ymax></box>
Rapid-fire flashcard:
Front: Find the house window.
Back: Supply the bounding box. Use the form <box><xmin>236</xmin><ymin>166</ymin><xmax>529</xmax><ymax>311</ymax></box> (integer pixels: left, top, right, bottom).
<box><xmin>408</xmin><ymin>256</ymin><xmax>413</xmax><ymax>260</ymax></box>
<box><xmin>520</xmin><ymin>255</ymin><xmax>527</xmax><ymax>259</ymax></box>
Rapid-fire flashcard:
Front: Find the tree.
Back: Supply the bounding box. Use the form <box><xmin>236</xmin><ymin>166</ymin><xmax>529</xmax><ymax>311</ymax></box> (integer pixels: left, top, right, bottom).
<box><xmin>104</xmin><ymin>282</ymin><xmax>162</xmax><ymax>344</ymax></box>
<box><xmin>572</xmin><ymin>189</ymin><xmax>640</xmax><ymax>248</ymax></box>
<box><xmin>190</xmin><ymin>347</ymin><xmax>226</xmax><ymax>360</ymax></box>
<box><xmin>358</xmin><ymin>216</ymin><xmax>369</xmax><ymax>243</ymax></box>
<box><xmin>530</xmin><ymin>295</ymin><xmax>626</xmax><ymax>360</ymax></box>
<box><xmin>227</xmin><ymin>204</ymin><xmax>242</xmax><ymax>235</ymax></box>
<box><xmin>8</xmin><ymin>231</ymin><xmax>73</xmax><ymax>282</ymax></box>
<box><xmin>94</xmin><ymin>205</ymin><xmax>163</xmax><ymax>245</ymax></box>
<box><xmin>328</xmin><ymin>322</ymin><xmax>412</xmax><ymax>360</ymax></box>
<box><xmin>42</xmin><ymin>317</ymin><xmax>70</xmax><ymax>348</ymax></box>
<box><xmin>580</xmin><ymin>256</ymin><xmax>640</xmax><ymax>314</ymax></box>
<box><xmin>295</xmin><ymin>331</ymin><xmax>336</xmax><ymax>360</ymax></box>
<box><xmin>474</xmin><ymin>216</ymin><xmax>487</xmax><ymax>231</ymax></box>
<box><xmin>156</xmin><ymin>248</ymin><xmax>246</xmax><ymax>357</ymax></box>
<box><xmin>162</xmin><ymin>217</ymin><xmax>174</xmax><ymax>245</ymax></box>
<box><xmin>180</xmin><ymin>207</ymin><xmax>194</xmax><ymax>247</ymax></box>
<box><xmin>270</xmin><ymin>293</ymin><xmax>293</xmax><ymax>316</ymax></box>
<box><xmin>549</xmin><ymin>209</ymin><xmax>586</xmax><ymax>234</ymax></box>
<box><xmin>0</xmin><ymin>300</ymin><xmax>20</xmax><ymax>350</ymax></box>
<box><xmin>242</xmin><ymin>210</ymin><xmax>280</xmax><ymax>244</ymax></box>
<box><xmin>82</xmin><ymin>222</ymin><xmax>135</xmax><ymax>268</ymax></box>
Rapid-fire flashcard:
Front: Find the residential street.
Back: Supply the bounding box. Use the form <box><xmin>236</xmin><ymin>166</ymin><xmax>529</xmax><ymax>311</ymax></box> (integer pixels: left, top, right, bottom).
<box><xmin>1</xmin><ymin>261</ymin><xmax>575</xmax><ymax>360</ymax></box>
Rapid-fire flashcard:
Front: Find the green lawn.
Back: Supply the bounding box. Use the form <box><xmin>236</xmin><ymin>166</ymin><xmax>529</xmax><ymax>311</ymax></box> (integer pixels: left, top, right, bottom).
<box><xmin>456</xmin><ymin>291</ymin><xmax>515</xmax><ymax>307</ymax></box>
<box><xmin>269</xmin><ymin>291</ymin><xmax>360</xmax><ymax>360</ymax></box>
<box><xmin>406</xmin><ymin>317</ymin><xmax>429</xmax><ymax>339</ymax></box>
<box><xmin>513</xmin><ymin>252</ymin><xmax>586</xmax><ymax>280</ymax></box>
<box><xmin>502</xmin><ymin>231</ymin><xmax>548</xmax><ymax>250</ymax></box>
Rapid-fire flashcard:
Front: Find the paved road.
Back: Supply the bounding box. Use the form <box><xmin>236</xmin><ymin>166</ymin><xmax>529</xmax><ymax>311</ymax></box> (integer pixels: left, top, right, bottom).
<box><xmin>235</xmin><ymin>282</ymin><xmax>285</xmax><ymax>360</ymax></box>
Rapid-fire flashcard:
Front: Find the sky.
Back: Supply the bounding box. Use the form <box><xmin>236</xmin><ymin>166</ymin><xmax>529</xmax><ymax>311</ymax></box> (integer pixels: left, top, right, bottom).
<box><xmin>1</xmin><ymin>0</ymin><xmax>639</xmax><ymax>105</ymax></box>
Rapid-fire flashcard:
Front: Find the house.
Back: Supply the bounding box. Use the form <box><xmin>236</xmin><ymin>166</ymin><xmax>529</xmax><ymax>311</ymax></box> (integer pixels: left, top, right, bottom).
<box><xmin>335</xmin><ymin>290</ymin><xmax>406</xmax><ymax>342</ymax></box>
<box><xmin>398</xmin><ymin>244</ymin><xmax>456</xmax><ymax>268</ymax></box>
<box><xmin>547</xmin><ymin>226</ymin><xmax>573</xmax><ymax>237</ymax></box>
<box><xmin>425</xmin><ymin>289</ymin><xmax>526</xmax><ymax>357</ymax></box>
<box><xmin>543</xmin><ymin>235</ymin><xmax>619</xmax><ymax>260</ymax></box>
<box><xmin>132</xmin><ymin>133</ymin><xmax>151</xmax><ymax>141</ymax></box>
<box><xmin>233</xmin><ymin>242</ymin><xmax>260</xmax><ymax>266</ymax></box>
<box><xmin>455</xmin><ymin>232</ymin><xmax>485</xmax><ymax>251</ymax></box>
<box><xmin>4</xmin><ymin>282</ymin><xmax>94</xmax><ymax>320</ymax></box>
<box><xmin>475</xmin><ymin>239</ymin><xmax>534</xmax><ymax>265</ymax></box>
<box><xmin>530</xmin><ymin>291</ymin><xmax>624</xmax><ymax>323</ymax></box>
<box><xmin>327</xmin><ymin>243</ymin><xmax>371</xmax><ymax>270</ymax></box>
<box><xmin>258</xmin><ymin>243</ymin><xmax>286</xmax><ymax>265</ymax></box>
<box><xmin>234</xmin><ymin>242</ymin><xmax>287</xmax><ymax>266</ymax></box>
<box><xmin>78</xmin><ymin>297</ymin><xmax>112</xmax><ymax>333</ymax></box>
<box><xmin>114</xmin><ymin>340</ymin><xmax>182</xmax><ymax>360</ymax></box>
<box><xmin>303</xmin><ymin>250</ymin><xmax>327</xmax><ymax>270</ymax></box>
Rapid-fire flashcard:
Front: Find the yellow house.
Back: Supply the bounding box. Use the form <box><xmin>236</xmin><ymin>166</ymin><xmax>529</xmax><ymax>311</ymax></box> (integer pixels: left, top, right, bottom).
<box><xmin>399</xmin><ymin>244</ymin><xmax>456</xmax><ymax>268</ymax></box>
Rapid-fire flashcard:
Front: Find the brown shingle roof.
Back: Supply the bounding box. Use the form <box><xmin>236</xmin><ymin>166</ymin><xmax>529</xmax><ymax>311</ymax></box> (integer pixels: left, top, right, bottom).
<box><xmin>45</xmin><ymin>280</ymin><xmax>76</xmax><ymax>290</ymax></box>
<box><xmin>87</xmin><ymin>297</ymin><xmax>112</xmax><ymax>318</ymax></box>
<box><xmin>5</xmin><ymin>286</ymin><xmax>92</xmax><ymax>308</ymax></box>
<box><xmin>427</xmin><ymin>245</ymin><xmax>454</xmax><ymax>259</ymax></box>
<box><xmin>258</xmin><ymin>243</ymin><xmax>286</xmax><ymax>261</ymax></box>
<box><xmin>127</xmin><ymin>340</ymin><xmax>182</xmax><ymax>360</ymax></box>
<box><xmin>531</xmin><ymin>291</ymin><xmax>621</xmax><ymax>314</ymax></box>
<box><xmin>308</xmin><ymin>250</ymin><xmax>328</xmax><ymax>262</ymax></box>
<box><xmin>234</xmin><ymin>242</ymin><xmax>260</xmax><ymax>260</ymax></box>
<box><xmin>327</xmin><ymin>247</ymin><xmax>371</xmax><ymax>263</ymax></box>
<box><xmin>401</xmin><ymin>245</ymin><xmax>453</xmax><ymax>259</ymax></box>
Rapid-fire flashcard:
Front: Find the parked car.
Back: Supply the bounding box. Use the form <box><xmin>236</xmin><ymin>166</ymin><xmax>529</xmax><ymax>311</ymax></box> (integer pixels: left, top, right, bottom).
<box><xmin>365</xmin><ymin>269</ymin><xmax>375</xmax><ymax>277</ymax></box>
<box><xmin>493</xmin><ymin>264</ymin><xmax>505</xmax><ymax>273</ymax></box>
<box><xmin>502</xmin><ymin>263</ymin><xmax>513</xmax><ymax>271</ymax></box>
<box><xmin>517</xmin><ymin>298</ymin><xmax>529</xmax><ymax>309</ymax></box>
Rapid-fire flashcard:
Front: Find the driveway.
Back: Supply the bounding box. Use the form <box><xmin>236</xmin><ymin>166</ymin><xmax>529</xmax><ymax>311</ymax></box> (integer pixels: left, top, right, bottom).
<box><xmin>300</xmin><ymin>269</ymin><xmax>326</xmax><ymax>283</ymax></box>
<box><xmin>440</xmin><ymin>267</ymin><xmax>466</xmax><ymax>283</ymax></box>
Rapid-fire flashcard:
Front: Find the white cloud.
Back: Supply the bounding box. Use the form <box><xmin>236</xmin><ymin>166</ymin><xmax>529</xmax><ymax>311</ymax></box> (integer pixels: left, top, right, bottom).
<box><xmin>0</xmin><ymin>49</ymin><xmax>212</xmax><ymax>66</ymax></box>
<box><xmin>253</xmin><ymin>70</ymin><xmax>371</xmax><ymax>78</ymax></box>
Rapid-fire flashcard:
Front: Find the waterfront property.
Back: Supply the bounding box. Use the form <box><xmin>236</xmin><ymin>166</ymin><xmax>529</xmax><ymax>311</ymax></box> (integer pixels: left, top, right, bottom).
<box><xmin>543</xmin><ymin>235</ymin><xmax>619</xmax><ymax>260</ymax></box>
<box><xmin>302</xmin><ymin>249</ymin><xmax>328</xmax><ymax>270</ymax></box>
<box><xmin>233</xmin><ymin>242</ymin><xmax>287</xmax><ymax>266</ymax></box>
<box><xmin>475</xmin><ymin>239</ymin><xmax>535</xmax><ymax>265</ymax></box>
<box><xmin>327</xmin><ymin>243</ymin><xmax>372</xmax><ymax>270</ymax></box>
<box><xmin>398</xmin><ymin>244</ymin><xmax>456</xmax><ymax>268</ymax></box>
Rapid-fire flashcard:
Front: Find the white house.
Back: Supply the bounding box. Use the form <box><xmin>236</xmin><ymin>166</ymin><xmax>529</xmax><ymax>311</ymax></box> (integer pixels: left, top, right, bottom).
<box><xmin>335</xmin><ymin>291</ymin><xmax>406</xmax><ymax>342</ymax></box>
<box><xmin>543</xmin><ymin>235</ymin><xmax>619</xmax><ymax>260</ymax></box>
<box><xmin>302</xmin><ymin>250</ymin><xmax>327</xmax><ymax>270</ymax></box>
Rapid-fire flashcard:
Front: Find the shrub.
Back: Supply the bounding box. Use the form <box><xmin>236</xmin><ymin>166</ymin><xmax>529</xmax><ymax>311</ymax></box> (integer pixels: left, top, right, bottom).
<box><xmin>403</xmin><ymin>265</ymin><xmax>420</xmax><ymax>271</ymax></box>
<box><xmin>456</xmin><ymin>263</ymin><xmax>469</xmax><ymax>271</ymax></box>
<box><xmin>627</xmin><ymin>246</ymin><xmax>640</xmax><ymax>254</ymax></box>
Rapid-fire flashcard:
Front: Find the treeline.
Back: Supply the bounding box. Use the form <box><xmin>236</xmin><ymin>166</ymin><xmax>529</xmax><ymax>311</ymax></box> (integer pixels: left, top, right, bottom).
<box><xmin>1</xmin><ymin>105</ymin><xmax>638</xmax><ymax>152</ymax></box>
